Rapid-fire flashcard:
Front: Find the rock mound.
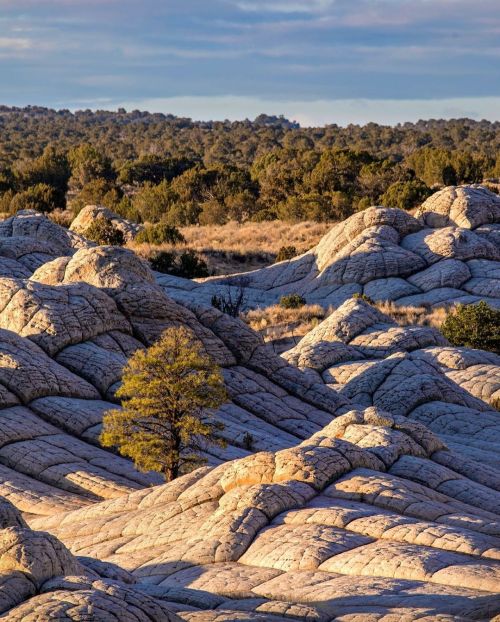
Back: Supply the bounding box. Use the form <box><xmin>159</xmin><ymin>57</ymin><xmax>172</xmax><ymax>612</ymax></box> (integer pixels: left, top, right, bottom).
<box><xmin>30</xmin><ymin>409</ymin><xmax>500</xmax><ymax>620</ymax></box>
<box><xmin>0</xmin><ymin>511</ymin><xmax>181</xmax><ymax>620</ymax></box>
<box><xmin>70</xmin><ymin>205</ymin><xmax>142</xmax><ymax>241</ymax></box>
<box><xmin>0</xmin><ymin>224</ymin><xmax>353</xmax><ymax>517</ymax></box>
<box><xmin>0</xmin><ymin>209</ymin><xmax>499</xmax><ymax>619</ymax></box>
<box><xmin>417</xmin><ymin>185</ymin><xmax>500</xmax><ymax>229</ymax></box>
<box><xmin>158</xmin><ymin>186</ymin><xmax>500</xmax><ymax>310</ymax></box>
<box><xmin>284</xmin><ymin>298</ymin><xmax>500</xmax><ymax>466</ymax></box>
<box><xmin>0</xmin><ymin>209</ymin><xmax>91</xmax><ymax>278</ymax></box>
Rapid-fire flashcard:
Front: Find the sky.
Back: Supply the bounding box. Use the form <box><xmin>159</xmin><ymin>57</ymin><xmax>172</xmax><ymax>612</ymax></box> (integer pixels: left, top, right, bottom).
<box><xmin>0</xmin><ymin>0</ymin><xmax>499</xmax><ymax>126</ymax></box>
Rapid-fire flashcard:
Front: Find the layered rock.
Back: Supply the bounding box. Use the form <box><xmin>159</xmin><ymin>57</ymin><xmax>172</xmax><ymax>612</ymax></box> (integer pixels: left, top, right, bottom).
<box><xmin>30</xmin><ymin>410</ymin><xmax>500</xmax><ymax>621</ymax></box>
<box><xmin>283</xmin><ymin>298</ymin><xmax>500</xmax><ymax>467</ymax></box>
<box><xmin>416</xmin><ymin>185</ymin><xmax>500</xmax><ymax>229</ymax></box>
<box><xmin>0</xmin><ymin>496</ymin><xmax>182</xmax><ymax>620</ymax></box>
<box><xmin>157</xmin><ymin>186</ymin><xmax>500</xmax><ymax>311</ymax></box>
<box><xmin>0</xmin><ymin>238</ymin><xmax>352</xmax><ymax>517</ymax></box>
<box><xmin>0</xmin><ymin>210</ymin><xmax>91</xmax><ymax>277</ymax></box>
<box><xmin>0</xmin><ymin>207</ymin><xmax>499</xmax><ymax>619</ymax></box>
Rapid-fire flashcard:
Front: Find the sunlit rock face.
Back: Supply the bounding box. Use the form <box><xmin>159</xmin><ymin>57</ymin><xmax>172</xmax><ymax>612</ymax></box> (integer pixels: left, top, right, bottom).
<box><xmin>283</xmin><ymin>297</ymin><xmax>500</xmax><ymax>467</ymax></box>
<box><xmin>0</xmin><ymin>215</ymin><xmax>349</xmax><ymax>519</ymax></box>
<box><xmin>30</xmin><ymin>410</ymin><xmax>500</xmax><ymax>621</ymax></box>
<box><xmin>0</xmin><ymin>202</ymin><xmax>499</xmax><ymax>620</ymax></box>
<box><xmin>69</xmin><ymin>204</ymin><xmax>142</xmax><ymax>241</ymax></box>
<box><xmin>157</xmin><ymin>185</ymin><xmax>500</xmax><ymax>311</ymax></box>
<box><xmin>416</xmin><ymin>185</ymin><xmax>500</xmax><ymax>229</ymax></box>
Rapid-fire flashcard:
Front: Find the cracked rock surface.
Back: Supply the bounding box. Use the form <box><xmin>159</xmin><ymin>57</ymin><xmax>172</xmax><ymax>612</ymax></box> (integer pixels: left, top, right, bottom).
<box><xmin>0</xmin><ymin>199</ymin><xmax>499</xmax><ymax>620</ymax></box>
<box><xmin>284</xmin><ymin>298</ymin><xmax>500</xmax><ymax>468</ymax></box>
<box><xmin>157</xmin><ymin>185</ymin><xmax>500</xmax><ymax>311</ymax></box>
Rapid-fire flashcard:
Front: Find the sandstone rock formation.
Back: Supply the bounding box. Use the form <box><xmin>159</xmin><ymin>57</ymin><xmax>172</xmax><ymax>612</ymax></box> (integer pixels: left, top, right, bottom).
<box><xmin>0</xmin><ymin>209</ymin><xmax>91</xmax><ymax>277</ymax></box>
<box><xmin>416</xmin><ymin>185</ymin><xmax>500</xmax><ymax>229</ymax></box>
<box><xmin>30</xmin><ymin>409</ymin><xmax>500</xmax><ymax>620</ymax></box>
<box><xmin>0</xmin><ymin>202</ymin><xmax>499</xmax><ymax>620</ymax></box>
<box><xmin>157</xmin><ymin>185</ymin><xmax>500</xmax><ymax>311</ymax></box>
<box><xmin>70</xmin><ymin>205</ymin><xmax>142</xmax><ymax>241</ymax></box>
<box><xmin>283</xmin><ymin>298</ymin><xmax>500</xmax><ymax>467</ymax></box>
<box><xmin>0</xmin><ymin>221</ymin><xmax>351</xmax><ymax>518</ymax></box>
<box><xmin>0</xmin><ymin>496</ymin><xmax>182</xmax><ymax>620</ymax></box>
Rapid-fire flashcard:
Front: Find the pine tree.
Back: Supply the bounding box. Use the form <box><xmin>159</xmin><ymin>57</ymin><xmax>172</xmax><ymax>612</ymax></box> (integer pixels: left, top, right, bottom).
<box><xmin>100</xmin><ymin>326</ymin><xmax>227</xmax><ymax>481</ymax></box>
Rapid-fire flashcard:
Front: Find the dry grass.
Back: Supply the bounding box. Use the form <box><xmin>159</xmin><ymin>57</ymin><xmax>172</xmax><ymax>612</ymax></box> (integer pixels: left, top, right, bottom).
<box><xmin>375</xmin><ymin>301</ymin><xmax>448</xmax><ymax>330</ymax></box>
<box><xmin>180</xmin><ymin>220</ymin><xmax>332</xmax><ymax>255</ymax></box>
<box><xmin>243</xmin><ymin>300</ymin><xmax>450</xmax><ymax>355</ymax></box>
<box><xmin>130</xmin><ymin>220</ymin><xmax>332</xmax><ymax>275</ymax></box>
<box><xmin>243</xmin><ymin>304</ymin><xmax>328</xmax><ymax>354</ymax></box>
<box><xmin>47</xmin><ymin>209</ymin><xmax>74</xmax><ymax>228</ymax></box>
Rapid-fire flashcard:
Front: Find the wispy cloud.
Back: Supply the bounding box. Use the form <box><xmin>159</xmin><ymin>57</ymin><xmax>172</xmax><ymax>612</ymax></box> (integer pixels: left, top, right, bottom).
<box><xmin>232</xmin><ymin>0</ymin><xmax>334</xmax><ymax>13</ymax></box>
<box><xmin>0</xmin><ymin>0</ymin><xmax>498</xmax><ymax>122</ymax></box>
<box><xmin>0</xmin><ymin>37</ymin><xmax>32</xmax><ymax>50</ymax></box>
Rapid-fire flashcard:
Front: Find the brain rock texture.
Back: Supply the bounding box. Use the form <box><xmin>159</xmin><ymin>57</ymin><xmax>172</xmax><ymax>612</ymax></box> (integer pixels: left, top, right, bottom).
<box><xmin>0</xmin><ymin>190</ymin><xmax>499</xmax><ymax>620</ymax></box>
<box><xmin>158</xmin><ymin>185</ymin><xmax>500</xmax><ymax>311</ymax></box>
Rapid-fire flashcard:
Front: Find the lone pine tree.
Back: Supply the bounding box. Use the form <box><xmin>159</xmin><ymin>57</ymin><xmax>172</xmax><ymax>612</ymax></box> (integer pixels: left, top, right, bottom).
<box><xmin>101</xmin><ymin>326</ymin><xmax>227</xmax><ymax>481</ymax></box>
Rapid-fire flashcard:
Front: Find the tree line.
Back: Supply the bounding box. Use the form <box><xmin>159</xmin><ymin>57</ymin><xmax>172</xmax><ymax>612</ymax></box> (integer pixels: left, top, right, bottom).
<box><xmin>0</xmin><ymin>107</ymin><xmax>499</xmax><ymax>225</ymax></box>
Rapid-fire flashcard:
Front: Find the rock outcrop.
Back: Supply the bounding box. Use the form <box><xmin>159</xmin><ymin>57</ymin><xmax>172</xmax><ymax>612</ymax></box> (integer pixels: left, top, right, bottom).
<box><xmin>158</xmin><ymin>185</ymin><xmax>500</xmax><ymax>311</ymax></box>
<box><xmin>283</xmin><ymin>298</ymin><xmax>500</xmax><ymax>467</ymax></box>
<box><xmin>0</xmin><ymin>497</ymin><xmax>182</xmax><ymax>620</ymax></box>
<box><xmin>30</xmin><ymin>410</ymin><xmax>500</xmax><ymax>621</ymax></box>
<box><xmin>416</xmin><ymin>185</ymin><xmax>500</xmax><ymax>229</ymax></box>
<box><xmin>0</xmin><ymin>226</ymin><xmax>350</xmax><ymax>517</ymax></box>
<box><xmin>70</xmin><ymin>205</ymin><xmax>142</xmax><ymax>241</ymax></box>
<box><xmin>0</xmin><ymin>200</ymin><xmax>499</xmax><ymax>620</ymax></box>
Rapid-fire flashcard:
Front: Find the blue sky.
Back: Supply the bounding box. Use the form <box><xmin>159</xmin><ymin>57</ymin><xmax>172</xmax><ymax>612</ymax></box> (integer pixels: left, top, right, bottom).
<box><xmin>0</xmin><ymin>0</ymin><xmax>499</xmax><ymax>125</ymax></box>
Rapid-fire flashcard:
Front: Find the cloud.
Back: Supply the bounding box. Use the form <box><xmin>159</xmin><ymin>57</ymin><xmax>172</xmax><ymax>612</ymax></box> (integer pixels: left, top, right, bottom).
<box><xmin>233</xmin><ymin>0</ymin><xmax>334</xmax><ymax>13</ymax></box>
<box><xmin>0</xmin><ymin>0</ymin><xmax>499</xmax><ymax>117</ymax></box>
<box><xmin>0</xmin><ymin>37</ymin><xmax>32</xmax><ymax>50</ymax></box>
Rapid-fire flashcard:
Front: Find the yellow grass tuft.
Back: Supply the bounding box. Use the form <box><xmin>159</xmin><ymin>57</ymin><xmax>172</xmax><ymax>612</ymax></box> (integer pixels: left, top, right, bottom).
<box><xmin>243</xmin><ymin>304</ymin><xmax>329</xmax><ymax>353</ymax></box>
<box><xmin>128</xmin><ymin>220</ymin><xmax>332</xmax><ymax>275</ymax></box>
<box><xmin>375</xmin><ymin>301</ymin><xmax>448</xmax><ymax>329</ymax></box>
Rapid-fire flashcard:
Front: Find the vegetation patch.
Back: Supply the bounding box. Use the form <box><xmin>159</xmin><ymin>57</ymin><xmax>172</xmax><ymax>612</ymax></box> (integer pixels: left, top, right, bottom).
<box><xmin>84</xmin><ymin>216</ymin><xmax>125</xmax><ymax>246</ymax></box>
<box><xmin>441</xmin><ymin>301</ymin><xmax>500</xmax><ymax>353</ymax></box>
<box><xmin>149</xmin><ymin>249</ymin><xmax>209</xmax><ymax>278</ymax></box>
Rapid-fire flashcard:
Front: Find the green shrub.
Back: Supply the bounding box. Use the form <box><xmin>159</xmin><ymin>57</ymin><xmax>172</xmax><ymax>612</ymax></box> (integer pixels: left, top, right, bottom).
<box><xmin>277</xmin><ymin>192</ymin><xmax>351</xmax><ymax>223</ymax></box>
<box><xmin>380</xmin><ymin>180</ymin><xmax>432</xmax><ymax>211</ymax></box>
<box><xmin>199</xmin><ymin>200</ymin><xmax>228</xmax><ymax>225</ymax></box>
<box><xmin>132</xmin><ymin>180</ymin><xmax>178</xmax><ymax>223</ymax></box>
<box><xmin>9</xmin><ymin>183</ymin><xmax>60</xmax><ymax>214</ymax></box>
<box><xmin>150</xmin><ymin>250</ymin><xmax>209</xmax><ymax>279</ymax></box>
<box><xmin>135</xmin><ymin>223</ymin><xmax>186</xmax><ymax>245</ymax></box>
<box><xmin>353</xmin><ymin>292</ymin><xmax>374</xmax><ymax>304</ymax></box>
<box><xmin>84</xmin><ymin>216</ymin><xmax>125</xmax><ymax>246</ymax></box>
<box><xmin>275</xmin><ymin>245</ymin><xmax>297</xmax><ymax>262</ymax></box>
<box><xmin>279</xmin><ymin>294</ymin><xmax>306</xmax><ymax>309</ymax></box>
<box><xmin>70</xmin><ymin>178</ymin><xmax>122</xmax><ymax>215</ymax></box>
<box><xmin>356</xmin><ymin>197</ymin><xmax>371</xmax><ymax>211</ymax></box>
<box><xmin>0</xmin><ymin>190</ymin><xmax>15</xmax><ymax>213</ymax></box>
<box><xmin>441</xmin><ymin>302</ymin><xmax>500</xmax><ymax>353</ymax></box>
<box><xmin>149</xmin><ymin>251</ymin><xmax>176</xmax><ymax>274</ymax></box>
<box><xmin>251</xmin><ymin>208</ymin><xmax>278</xmax><ymax>222</ymax></box>
<box><xmin>176</xmin><ymin>250</ymin><xmax>209</xmax><ymax>278</ymax></box>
